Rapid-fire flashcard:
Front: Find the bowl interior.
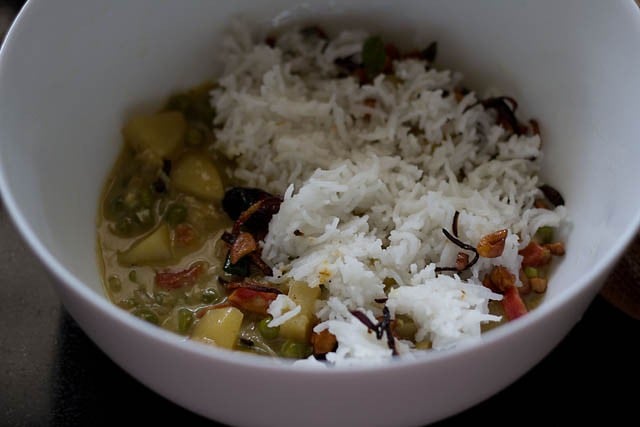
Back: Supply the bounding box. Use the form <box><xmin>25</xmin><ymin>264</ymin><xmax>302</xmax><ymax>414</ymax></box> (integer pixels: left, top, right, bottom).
<box><xmin>1</xmin><ymin>0</ymin><xmax>639</xmax><ymax>360</ymax></box>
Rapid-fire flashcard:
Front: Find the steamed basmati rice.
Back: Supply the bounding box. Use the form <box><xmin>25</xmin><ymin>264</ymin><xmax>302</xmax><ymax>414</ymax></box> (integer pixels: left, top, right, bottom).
<box><xmin>211</xmin><ymin>23</ymin><xmax>567</xmax><ymax>365</ymax></box>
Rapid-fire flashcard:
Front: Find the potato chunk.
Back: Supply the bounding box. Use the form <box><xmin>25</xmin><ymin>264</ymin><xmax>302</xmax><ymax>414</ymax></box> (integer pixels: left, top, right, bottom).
<box><xmin>119</xmin><ymin>224</ymin><xmax>171</xmax><ymax>265</ymax></box>
<box><xmin>287</xmin><ymin>282</ymin><xmax>320</xmax><ymax>316</ymax></box>
<box><xmin>171</xmin><ymin>153</ymin><xmax>223</xmax><ymax>201</ymax></box>
<box><xmin>279</xmin><ymin>313</ymin><xmax>312</xmax><ymax>342</ymax></box>
<box><xmin>123</xmin><ymin>111</ymin><xmax>186</xmax><ymax>158</ymax></box>
<box><xmin>191</xmin><ymin>306</ymin><xmax>243</xmax><ymax>349</ymax></box>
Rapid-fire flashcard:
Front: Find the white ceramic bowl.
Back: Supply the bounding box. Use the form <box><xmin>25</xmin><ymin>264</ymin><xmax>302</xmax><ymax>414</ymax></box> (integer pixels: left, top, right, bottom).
<box><xmin>1</xmin><ymin>1</ymin><xmax>639</xmax><ymax>426</ymax></box>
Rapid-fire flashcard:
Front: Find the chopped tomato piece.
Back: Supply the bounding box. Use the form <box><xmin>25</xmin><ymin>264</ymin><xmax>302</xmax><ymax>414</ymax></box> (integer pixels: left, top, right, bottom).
<box><xmin>227</xmin><ymin>287</ymin><xmax>278</xmax><ymax>315</ymax></box>
<box><xmin>519</xmin><ymin>241</ymin><xmax>551</xmax><ymax>267</ymax></box>
<box><xmin>502</xmin><ymin>286</ymin><xmax>528</xmax><ymax>320</ymax></box>
<box><xmin>155</xmin><ymin>263</ymin><xmax>204</xmax><ymax>290</ymax></box>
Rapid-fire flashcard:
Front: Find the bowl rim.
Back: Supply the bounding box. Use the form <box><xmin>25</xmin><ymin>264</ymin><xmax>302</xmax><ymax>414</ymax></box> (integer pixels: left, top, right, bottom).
<box><xmin>1</xmin><ymin>0</ymin><xmax>640</xmax><ymax>375</ymax></box>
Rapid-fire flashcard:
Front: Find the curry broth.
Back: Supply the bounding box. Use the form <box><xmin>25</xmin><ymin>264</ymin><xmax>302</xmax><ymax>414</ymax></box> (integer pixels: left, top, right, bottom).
<box><xmin>97</xmin><ymin>84</ymin><xmax>308</xmax><ymax>358</ymax></box>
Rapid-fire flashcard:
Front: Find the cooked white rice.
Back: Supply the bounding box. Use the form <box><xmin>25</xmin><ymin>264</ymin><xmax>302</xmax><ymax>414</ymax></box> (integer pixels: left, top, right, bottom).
<box><xmin>211</xmin><ymin>22</ymin><xmax>567</xmax><ymax>366</ymax></box>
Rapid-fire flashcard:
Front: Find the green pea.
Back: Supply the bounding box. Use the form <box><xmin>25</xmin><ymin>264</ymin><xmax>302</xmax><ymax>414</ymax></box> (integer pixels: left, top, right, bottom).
<box><xmin>201</xmin><ymin>287</ymin><xmax>220</xmax><ymax>304</ymax></box>
<box><xmin>362</xmin><ymin>36</ymin><xmax>386</xmax><ymax>78</ymax></box>
<box><xmin>177</xmin><ymin>308</ymin><xmax>194</xmax><ymax>334</ymax></box>
<box><xmin>128</xmin><ymin>270</ymin><xmax>138</xmax><ymax>282</ymax></box>
<box><xmin>133</xmin><ymin>307</ymin><xmax>158</xmax><ymax>325</ymax></box>
<box><xmin>535</xmin><ymin>226</ymin><xmax>554</xmax><ymax>244</ymax></box>
<box><xmin>165</xmin><ymin>203</ymin><xmax>188</xmax><ymax>226</ymax></box>
<box><xmin>280</xmin><ymin>340</ymin><xmax>312</xmax><ymax>359</ymax></box>
<box><xmin>107</xmin><ymin>275</ymin><xmax>122</xmax><ymax>293</ymax></box>
<box><xmin>524</xmin><ymin>266</ymin><xmax>539</xmax><ymax>278</ymax></box>
<box><xmin>258</xmin><ymin>317</ymin><xmax>280</xmax><ymax>340</ymax></box>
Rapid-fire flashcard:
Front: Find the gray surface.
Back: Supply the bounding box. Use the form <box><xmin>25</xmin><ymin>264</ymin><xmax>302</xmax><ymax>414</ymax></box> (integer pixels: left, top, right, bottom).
<box><xmin>0</xmin><ymin>198</ymin><xmax>60</xmax><ymax>425</ymax></box>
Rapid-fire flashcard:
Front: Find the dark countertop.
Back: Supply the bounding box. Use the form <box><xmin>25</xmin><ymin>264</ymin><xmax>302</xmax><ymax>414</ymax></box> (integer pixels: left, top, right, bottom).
<box><xmin>1</xmin><ymin>3</ymin><xmax>638</xmax><ymax>426</ymax></box>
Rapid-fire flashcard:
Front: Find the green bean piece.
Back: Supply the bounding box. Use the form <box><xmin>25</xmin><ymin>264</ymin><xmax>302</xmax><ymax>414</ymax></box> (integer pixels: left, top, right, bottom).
<box><xmin>108</xmin><ymin>275</ymin><xmax>122</xmax><ymax>293</ymax></box>
<box><xmin>280</xmin><ymin>340</ymin><xmax>312</xmax><ymax>359</ymax></box>
<box><xmin>178</xmin><ymin>308</ymin><xmax>194</xmax><ymax>334</ymax></box>
<box><xmin>201</xmin><ymin>287</ymin><xmax>220</xmax><ymax>304</ymax></box>
<box><xmin>258</xmin><ymin>317</ymin><xmax>280</xmax><ymax>340</ymax></box>
<box><xmin>524</xmin><ymin>266</ymin><xmax>539</xmax><ymax>279</ymax></box>
<box><xmin>165</xmin><ymin>203</ymin><xmax>188</xmax><ymax>226</ymax></box>
<box><xmin>362</xmin><ymin>36</ymin><xmax>386</xmax><ymax>78</ymax></box>
<box><xmin>133</xmin><ymin>307</ymin><xmax>159</xmax><ymax>325</ymax></box>
<box><xmin>535</xmin><ymin>226</ymin><xmax>554</xmax><ymax>244</ymax></box>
